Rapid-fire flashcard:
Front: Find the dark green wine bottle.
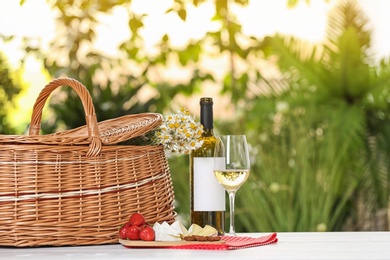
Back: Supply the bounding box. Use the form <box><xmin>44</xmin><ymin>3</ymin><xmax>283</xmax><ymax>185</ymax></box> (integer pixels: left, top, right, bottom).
<box><xmin>190</xmin><ymin>97</ymin><xmax>225</xmax><ymax>235</ymax></box>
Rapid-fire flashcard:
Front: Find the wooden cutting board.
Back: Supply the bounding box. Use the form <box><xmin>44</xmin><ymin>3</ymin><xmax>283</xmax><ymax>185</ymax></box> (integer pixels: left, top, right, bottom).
<box><xmin>119</xmin><ymin>239</ymin><xmax>225</xmax><ymax>248</ymax></box>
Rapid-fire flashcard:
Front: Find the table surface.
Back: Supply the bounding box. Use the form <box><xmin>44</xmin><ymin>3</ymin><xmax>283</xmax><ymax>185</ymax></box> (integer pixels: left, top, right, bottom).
<box><xmin>1</xmin><ymin>232</ymin><xmax>389</xmax><ymax>260</ymax></box>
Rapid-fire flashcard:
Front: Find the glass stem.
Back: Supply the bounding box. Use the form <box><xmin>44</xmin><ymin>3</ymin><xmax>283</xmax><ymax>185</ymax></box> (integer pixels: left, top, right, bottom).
<box><xmin>228</xmin><ymin>191</ymin><xmax>236</xmax><ymax>236</ymax></box>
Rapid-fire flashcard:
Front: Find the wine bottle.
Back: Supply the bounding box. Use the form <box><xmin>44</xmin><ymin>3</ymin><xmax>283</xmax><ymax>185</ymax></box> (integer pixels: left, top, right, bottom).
<box><xmin>190</xmin><ymin>97</ymin><xmax>225</xmax><ymax>235</ymax></box>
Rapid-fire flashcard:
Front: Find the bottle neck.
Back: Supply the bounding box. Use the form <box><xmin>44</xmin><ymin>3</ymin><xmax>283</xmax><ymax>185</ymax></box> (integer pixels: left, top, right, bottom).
<box><xmin>200</xmin><ymin>99</ymin><xmax>213</xmax><ymax>132</ymax></box>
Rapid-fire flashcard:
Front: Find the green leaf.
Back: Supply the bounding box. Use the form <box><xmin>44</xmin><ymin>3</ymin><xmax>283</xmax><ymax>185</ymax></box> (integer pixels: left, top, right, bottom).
<box><xmin>192</xmin><ymin>0</ymin><xmax>208</xmax><ymax>6</ymax></box>
<box><xmin>287</xmin><ymin>0</ymin><xmax>299</xmax><ymax>8</ymax></box>
<box><xmin>165</xmin><ymin>8</ymin><xmax>174</xmax><ymax>14</ymax></box>
<box><xmin>233</xmin><ymin>0</ymin><xmax>249</xmax><ymax>5</ymax></box>
<box><xmin>129</xmin><ymin>16</ymin><xmax>144</xmax><ymax>34</ymax></box>
<box><xmin>216</xmin><ymin>0</ymin><xmax>228</xmax><ymax>15</ymax></box>
<box><xmin>162</xmin><ymin>34</ymin><xmax>169</xmax><ymax>42</ymax></box>
<box><xmin>177</xmin><ymin>42</ymin><xmax>201</xmax><ymax>65</ymax></box>
<box><xmin>178</xmin><ymin>7</ymin><xmax>187</xmax><ymax>21</ymax></box>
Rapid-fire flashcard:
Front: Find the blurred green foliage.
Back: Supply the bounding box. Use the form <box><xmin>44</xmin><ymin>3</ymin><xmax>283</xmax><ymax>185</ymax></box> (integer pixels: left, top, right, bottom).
<box><xmin>168</xmin><ymin>0</ymin><xmax>390</xmax><ymax>232</ymax></box>
<box><xmin>1</xmin><ymin>0</ymin><xmax>389</xmax><ymax>231</ymax></box>
<box><xmin>239</xmin><ymin>1</ymin><xmax>390</xmax><ymax>231</ymax></box>
<box><xmin>0</xmin><ymin>53</ymin><xmax>22</xmax><ymax>134</ymax></box>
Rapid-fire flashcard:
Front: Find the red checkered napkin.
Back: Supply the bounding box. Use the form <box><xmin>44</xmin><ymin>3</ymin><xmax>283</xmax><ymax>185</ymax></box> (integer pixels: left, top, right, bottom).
<box><xmin>167</xmin><ymin>233</ymin><xmax>278</xmax><ymax>250</ymax></box>
<box><xmin>222</xmin><ymin>233</ymin><xmax>278</xmax><ymax>250</ymax></box>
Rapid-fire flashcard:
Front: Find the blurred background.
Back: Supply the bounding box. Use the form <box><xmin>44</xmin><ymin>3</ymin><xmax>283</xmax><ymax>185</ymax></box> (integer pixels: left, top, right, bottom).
<box><xmin>1</xmin><ymin>0</ymin><xmax>389</xmax><ymax>232</ymax></box>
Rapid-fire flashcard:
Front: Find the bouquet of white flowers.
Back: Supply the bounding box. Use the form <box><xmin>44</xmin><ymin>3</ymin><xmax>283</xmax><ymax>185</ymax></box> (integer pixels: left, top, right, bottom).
<box><xmin>155</xmin><ymin>107</ymin><xmax>204</xmax><ymax>157</ymax></box>
<box><xmin>121</xmin><ymin>107</ymin><xmax>203</xmax><ymax>157</ymax></box>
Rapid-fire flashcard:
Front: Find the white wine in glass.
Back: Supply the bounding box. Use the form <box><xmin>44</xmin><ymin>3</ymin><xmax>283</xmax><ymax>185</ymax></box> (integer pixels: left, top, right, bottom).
<box><xmin>213</xmin><ymin>170</ymin><xmax>250</xmax><ymax>192</ymax></box>
<box><xmin>214</xmin><ymin>135</ymin><xmax>250</xmax><ymax>236</ymax></box>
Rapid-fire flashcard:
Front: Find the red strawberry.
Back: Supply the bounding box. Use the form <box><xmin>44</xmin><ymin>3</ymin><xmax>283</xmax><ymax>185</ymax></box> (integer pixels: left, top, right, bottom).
<box><xmin>129</xmin><ymin>213</ymin><xmax>146</xmax><ymax>227</ymax></box>
<box><xmin>139</xmin><ymin>226</ymin><xmax>155</xmax><ymax>241</ymax></box>
<box><xmin>126</xmin><ymin>225</ymin><xmax>140</xmax><ymax>240</ymax></box>
<box><xmin>119</xmin><ymin>222</ymin><xmax>129</xmax><ymax>239</ymax></box>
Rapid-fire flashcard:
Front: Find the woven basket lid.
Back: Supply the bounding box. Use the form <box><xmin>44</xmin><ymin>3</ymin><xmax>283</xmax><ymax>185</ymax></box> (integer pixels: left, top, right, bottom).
<box><xmin>48</xmin><ymin>112</ymin><xmax>163</xmax><ymax>145</ymax></box>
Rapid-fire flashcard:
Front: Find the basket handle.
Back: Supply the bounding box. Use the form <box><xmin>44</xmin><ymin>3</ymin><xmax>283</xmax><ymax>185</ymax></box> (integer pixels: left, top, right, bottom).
<box><xmin>28</xmin><ymin>77</ymin><xmax>102</xmax><ymax>157</ymax></box>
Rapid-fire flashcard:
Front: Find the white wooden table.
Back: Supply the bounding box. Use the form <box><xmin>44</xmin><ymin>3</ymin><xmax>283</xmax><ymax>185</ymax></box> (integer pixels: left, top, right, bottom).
<box><xmin>1</xmin><ymin>232</ymin><xmax>389</xmax><ymax>260</ymax></box>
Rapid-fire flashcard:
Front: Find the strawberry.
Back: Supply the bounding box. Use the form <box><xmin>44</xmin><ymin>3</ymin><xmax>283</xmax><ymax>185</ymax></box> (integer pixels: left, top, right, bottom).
<box><xmin>119</xmin><ymin>222</ymin><xmax>129</xmax><ymax>239</ymax></box>
<box><xmin>139</xmin><ymin>225</ymin><xmax>155</xmax><ymax>241</ymax></box>
<box><xmin>126</xmin><ymin>225</ymin><xmax>141</xmax><ymax>240</ymax></box>
<box><xmin>129</xmin><ymin>213</ymin><xmax>146</xmax><ymax>227</ymax></box>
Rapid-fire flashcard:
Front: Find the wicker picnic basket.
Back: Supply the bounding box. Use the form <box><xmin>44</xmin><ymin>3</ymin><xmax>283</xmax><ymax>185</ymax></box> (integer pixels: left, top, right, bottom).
<box><xmin>0</xmin><ymin>78</ymin><xmax>176</xmax><ymax>247</ymax></box>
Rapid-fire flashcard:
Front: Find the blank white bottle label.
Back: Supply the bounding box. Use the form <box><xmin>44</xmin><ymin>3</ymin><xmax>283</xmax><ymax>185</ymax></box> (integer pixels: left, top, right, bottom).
<box><xmin>193</xmin><ymin>157</ymin><xmax>226</xmax><ymax>211</ymax></box>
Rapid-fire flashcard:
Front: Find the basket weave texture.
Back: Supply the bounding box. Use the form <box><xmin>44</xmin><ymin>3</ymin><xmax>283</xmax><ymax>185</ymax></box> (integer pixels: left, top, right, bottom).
<box><xmin>0</xmin><ymin>78</ymin><xmax>176</xmax><ymax>247</ymax></box>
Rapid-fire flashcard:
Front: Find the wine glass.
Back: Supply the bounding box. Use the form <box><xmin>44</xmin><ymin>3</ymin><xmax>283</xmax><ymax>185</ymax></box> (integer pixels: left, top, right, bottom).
<box><xmin>213</xmin><ymin>135</ymin><xmax>250</xmax><ymax>236</ymax></box>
